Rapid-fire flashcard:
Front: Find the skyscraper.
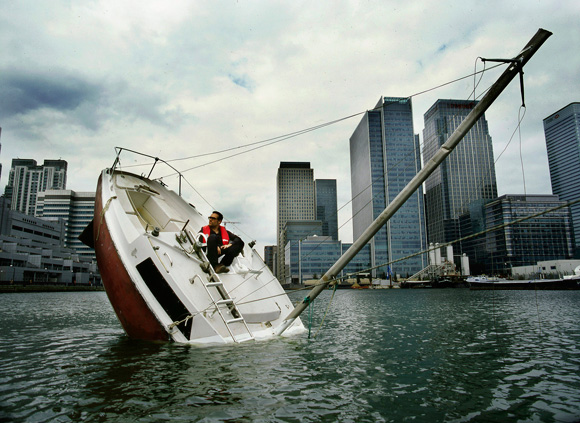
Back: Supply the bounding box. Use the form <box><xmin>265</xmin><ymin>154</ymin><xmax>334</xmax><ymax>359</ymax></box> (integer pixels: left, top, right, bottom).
<box><xmin>315</xmin><ymin>179</ymin><xmax>338</xmax><ymax>240</ymax></box>
<box><xmin>544</xmin><ymin>102</ymin><xmax>580</xmax><ymax>255</ymax></box>
<box><xmin>423</xmin><ymin>99</ymin><xmax>497</xmax><ymax>247</ymax></box>
<box><xmin>4</xmin><ymin>159</ymin><xmax>68</xmax><ymax>215</ymax></box>
<box><xmin>350</xmin><ymin>97</ymin><xmax>427</xmax><ymax>278</ymax></box>
<box><xmin>35</xmin><ymin>190</ymin><xmax>96</xmax><ymax>260</ymax></box>
<box><xmin>276</xmin><ymin>162</ymin><xmax>316</xmax><ymax>280</ymax></box>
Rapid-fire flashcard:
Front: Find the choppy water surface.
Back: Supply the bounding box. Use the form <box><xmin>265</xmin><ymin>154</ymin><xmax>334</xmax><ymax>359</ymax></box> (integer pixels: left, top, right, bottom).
<box><xmin>1</xmin><ymin>289</ymin><xmax>579</xmax><ymax>422</ymax></box>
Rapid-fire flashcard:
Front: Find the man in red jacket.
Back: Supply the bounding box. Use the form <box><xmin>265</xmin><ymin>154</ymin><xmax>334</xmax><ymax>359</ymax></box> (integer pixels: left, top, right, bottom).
<box><xmin>200</xmin><ymin>211</ymin><xmax>244</xmax><ymax>274</ymax></box>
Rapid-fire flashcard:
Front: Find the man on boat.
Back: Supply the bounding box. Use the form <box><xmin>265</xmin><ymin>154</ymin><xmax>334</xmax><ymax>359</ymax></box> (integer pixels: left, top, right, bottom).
<box><xmin>200</xmin><ymin>211</ymin><xmax>244</xmax><ymax>274</ymax></box>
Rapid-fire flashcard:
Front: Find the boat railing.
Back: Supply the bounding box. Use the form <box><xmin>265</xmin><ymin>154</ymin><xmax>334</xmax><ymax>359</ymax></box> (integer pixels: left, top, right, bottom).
<box><xmin>112</xmin><ymin>147</ymin><xmax>185</xmax><ymax>196</ymax></box>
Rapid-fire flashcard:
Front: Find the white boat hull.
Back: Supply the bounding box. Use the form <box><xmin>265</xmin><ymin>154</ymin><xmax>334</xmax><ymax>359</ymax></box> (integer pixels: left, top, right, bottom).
<box><xmin>93</xmin><ymin>169</ymin><xmax>305</xmax><ymax>344</ymax></box>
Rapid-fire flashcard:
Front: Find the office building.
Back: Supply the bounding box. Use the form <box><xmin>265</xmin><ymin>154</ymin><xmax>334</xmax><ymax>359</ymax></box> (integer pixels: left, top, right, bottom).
<box><xmin>0</xmin><ymin>197</ymin><xmax>99</xmax><ymax>286</ymax></box>
<box><xmin>4</xmin><ymin>159</ymin><xmax>68</xmax><ymax>215</ymax></box>
<box><xmin>350</xmin><ymin>97</ymin><xmax>427</xmax><ymax>278</ymax></box>
<box><xmin>315</xmin><ymin>179</ymin><xmax>338</xmax><ymax>240</ymax></box>
<box><xmin>544</xmin><ymin>102</ymin><xmax>580</xmax><ymax>255</ymax></box>
<box><xmin>285</xmin><ymin>235</ymin><xmax>371</xmax><ymax>285</ymax></box>
<box><xmin>0</xmin><ymin>197</ymin><xmax>64</xmax><ymax>246</ymax></box>
<box><xmin>485</xmin><ymin>195</ymin><xmax>574</xmax><ymax>274</ymax></box>
<box><xmin>282</xmin><ymin>220</ymin><xmax>322</xmax><ymax>283</ymax></box>
<box><xmin>458</xmin><ymin>199</ymin><xmax>490</xmax><ymax>275</ymax></box>
<box><xmin>340</xmin><ymin>243</ymin><xmax>373</xmax><ymax>283</ymax></box>
<box><xmin>512</xmin><ymin>259</ymin><xmax>580</xmax><ymax>279</ymax></box>
<box><xmin>264</xmin><ymin>245</ymin><xmax>277</xmax><ymax>273</ymax></box>
<box><xmin>423</xmin><ymin>99</ymin><xmax>497</xmax><ymax>249</ymax></box>
<box><xmin>35</xmin><ymin>190</ymin><xmax>96</xmax><ymax>260</ymax></box>
<box><xmin>276</xmin><ymin>162</ymin><xmax>316</xmax><ymax>280</ymax></box>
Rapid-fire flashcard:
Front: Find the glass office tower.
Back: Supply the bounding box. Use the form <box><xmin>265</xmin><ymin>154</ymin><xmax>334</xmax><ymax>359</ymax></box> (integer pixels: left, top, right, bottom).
<box><xmin>544</xmin><ymin>102</ymin><xmax>580</xmax><ymax>255</ymax></box>
<box><xmin>315</xmin><ymin>179</ymin><xmax>338</xmax><ymax>240</ymax></box>
<box><xmin>349</xmin><ymin>97</ymin><xmax>427</xmax><ymax>278</ymax></box>
<box><xmin>485</xmin><ymin>195</ymin><xmax>574</xmax><ymax>273</ymax></box>
<box><xmin>423</xmin><ymin>99</ymin><xmax>497</xmax><ymax>247</ymax></box>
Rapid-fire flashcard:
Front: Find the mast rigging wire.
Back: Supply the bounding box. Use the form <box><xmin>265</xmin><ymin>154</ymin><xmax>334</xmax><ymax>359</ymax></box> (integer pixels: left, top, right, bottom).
<box><xmin>122</xmin><ymin>62</ymin><xmax>504</xmax><ymax>177</ymax></box>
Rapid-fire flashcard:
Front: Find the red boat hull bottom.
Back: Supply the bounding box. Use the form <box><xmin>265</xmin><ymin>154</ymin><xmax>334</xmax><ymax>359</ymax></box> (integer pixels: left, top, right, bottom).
<box><xmin>93</xmin><ymin>174</ymin><xmax>169</xmax><ymax>342</ymax></box>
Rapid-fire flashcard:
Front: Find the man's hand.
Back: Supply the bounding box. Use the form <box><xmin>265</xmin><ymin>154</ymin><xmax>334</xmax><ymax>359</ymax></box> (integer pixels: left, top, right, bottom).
<box><xmin>218</xmin><ymin>244</ymin><xmax>231</xmax><ymax>255</ymax></box>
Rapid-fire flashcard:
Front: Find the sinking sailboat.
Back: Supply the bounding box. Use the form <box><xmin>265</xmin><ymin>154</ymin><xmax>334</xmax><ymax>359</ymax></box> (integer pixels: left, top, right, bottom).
<box><xmin>84</xmin><ymin>155</ymin><xmax>305</xmax><ymax>344</ymax></box>
<box><xmin>83</xmin><ymin>28</ymin><xmax>552</xmax><ymax>344</ymax></box>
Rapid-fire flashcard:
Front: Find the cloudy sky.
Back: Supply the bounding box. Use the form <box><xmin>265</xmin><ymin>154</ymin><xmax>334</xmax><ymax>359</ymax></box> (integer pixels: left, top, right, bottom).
<box><xmin>1</xmin><ymin>1</ymin><xmax>578</xmax><ymax>251</ymax></box>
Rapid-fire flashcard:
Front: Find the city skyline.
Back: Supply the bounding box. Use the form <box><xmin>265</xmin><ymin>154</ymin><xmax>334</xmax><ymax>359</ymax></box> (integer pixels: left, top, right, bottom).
<box><xmin>1</xmin><ymin>3</ymin><xmax>578</xmax><ymax>254</ymax></box>
<box><xmin>2</xmin><ymin>100</ymin><xmax>576</xmax><ymax>256</ymax></box>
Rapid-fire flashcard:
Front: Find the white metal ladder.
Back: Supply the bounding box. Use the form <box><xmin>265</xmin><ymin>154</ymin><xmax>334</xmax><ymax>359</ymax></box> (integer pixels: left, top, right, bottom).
<box><xmin>190</xmin><ymin>239</ymin><xmax>254</xmax><ymax>343</ymax></box>
<box><xmin>200</xmin><ymin>271</ymin><xmax>254</xmax><ymax>343</ymax></box>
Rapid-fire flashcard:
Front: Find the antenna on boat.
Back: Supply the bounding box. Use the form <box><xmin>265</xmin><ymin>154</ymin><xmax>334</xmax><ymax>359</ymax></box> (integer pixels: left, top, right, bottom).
<box><xmin>147</xmin><ymin>157</ymin><xmax>160</xmax><ymax>178</ymax></box>
<box><xmin>275</xmin><ymin>28</ymin><xmax>553</xmax><ymax>337</ymax></box>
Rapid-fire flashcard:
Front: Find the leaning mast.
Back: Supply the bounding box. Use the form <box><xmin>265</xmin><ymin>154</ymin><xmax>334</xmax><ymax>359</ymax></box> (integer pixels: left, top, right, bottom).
<box><xmin>276</xmin><ymin>28</ymin><xmax>552</xmax><ymax>336</ymax></box>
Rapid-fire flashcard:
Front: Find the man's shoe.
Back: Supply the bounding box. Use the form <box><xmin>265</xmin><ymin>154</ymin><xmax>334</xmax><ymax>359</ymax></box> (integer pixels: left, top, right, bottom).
<box><xmin>200</xmin><ymin>262</ymin><xmax>211</xmax><ymax>273</ymax></box>
<box><xmin>215</xmin><ymin>264</ymin><xmax>229</xmax><ymax>274</ymax></box>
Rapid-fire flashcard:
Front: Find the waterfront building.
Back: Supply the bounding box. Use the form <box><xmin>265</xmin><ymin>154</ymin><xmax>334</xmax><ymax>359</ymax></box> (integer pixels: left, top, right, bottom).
<box><xmin>264</xmin><ymin>245</ymin><xmax>276</xmax><ymax>273</ymax></box>
<box><xmin>4</xmin><ymin>159</ymin><xmax>68</xmax><ymax>216</ymax></box>
<box><xmin>276</xmin><ymin>162</ymin><xmax>315</xmax><ymax>280</ymax></box>
<box><xmin>423</xmin><ymin>99</ymin><xmax>498</xmax><ymax>250</ymax></box>
<box><xmin>284</xmin><ymin>220</ymin><xmax>323</xmax><ymax>244</ymax></box>
<box><xmin>543</xmin><ymin>102</ymin><xmax>580</xmax><ymax>255</ymax></box>
<box><xmin>340</xmin><ymin>242</ymin><xmax>372</xmax><ymax>283</ymax></box>
<box><xmin>512</xmin><ymin>259</ymin><xmax>580</xmax><ymax>279</ymax></box>
<box><xmin>35</xmin><ymin>190</ymin><xmax>96</xmax><ymax>261</ymax></box>
<box><xmin>282</xmin><ymin>220</ymin><xmax>322</xmax><ymax>284</ymax></box>
<box><xmin>458</xmin><ymin>199</ymin><xmax>489</xmax><ymax>275</ymax></box>
<box><xmin>350</xmin><ymin>96</ymin><xmax>427</xmax><ymax>278</ymax></box>
<box><xmin>0</xmin><ymin>197</ymin><xmax>64</xmax><ymax>246</ymax></box>
<box><xmin>0</xmin><ymin>197</ymin><xmax>98</xmax><ymax>286</ymax></box>
<box><xmin>285</xmin><ymin>235</ymin><xmax>338</xmax><ymax>285</ymax></box>
<box><xmin>284</xmin><ymin>235</ymin><xmax>371</xmax><ymax>285</ymax></box>
<box><xmin>484</xmin><ymin>195</ymin><xmax>574</xmax><ymax>274</ymax></box>
<box><xmin>315</xmin><ymin>179</ymin><xmax>338</xmax><ymax>240</ymax></box>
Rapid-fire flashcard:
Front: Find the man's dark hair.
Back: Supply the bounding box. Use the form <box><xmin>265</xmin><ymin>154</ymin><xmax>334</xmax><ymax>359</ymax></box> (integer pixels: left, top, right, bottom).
<box><xmin>213</xmin><ymin>211</ymin><xmax>223</xmax><ymax>221</ymax></box>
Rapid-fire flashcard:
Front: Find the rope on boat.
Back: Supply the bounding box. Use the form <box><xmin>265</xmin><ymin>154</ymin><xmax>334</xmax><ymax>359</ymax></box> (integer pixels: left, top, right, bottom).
<box><xmin>95</xmin><ymin>196</ymin><xmax>116</xmax><ymax>242</ymax></box>
<box><xmin>169</xmin><ymin>306</ymin><xmax>215</xmax><ymax>330</ymax></box>
<box><xmin>305</xmin><ymin>296</ymin><xmax>313</xmax><ymax>339</ymax></box>
<box><xmin>168</xmin><ymin>314</ymin><xmax>194</xmax><ymax>330</ymax></box>
<box><xmin>312</xmin><ymin>282</ymin><xmax>338</xmax><ymax>339</ymax></box>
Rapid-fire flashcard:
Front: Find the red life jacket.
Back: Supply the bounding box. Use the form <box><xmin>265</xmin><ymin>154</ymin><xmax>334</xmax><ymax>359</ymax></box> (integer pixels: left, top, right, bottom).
<box><xmin>202</xmin><ymin>225</ymin><xmax>230</xmax><ymax>245</ymax></box>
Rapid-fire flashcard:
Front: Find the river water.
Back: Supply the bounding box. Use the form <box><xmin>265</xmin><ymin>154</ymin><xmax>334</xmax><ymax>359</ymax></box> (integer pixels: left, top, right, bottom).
<box><xmin>1</xmin><ymin>289</ymin><xmax>579</xmax><ymax>422</ymax></box>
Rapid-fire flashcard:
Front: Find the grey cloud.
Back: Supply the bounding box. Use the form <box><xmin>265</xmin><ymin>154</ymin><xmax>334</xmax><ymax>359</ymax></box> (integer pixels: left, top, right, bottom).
<box><xmin>0</xmin><ymin>68</ymin><xmax>192</xmax><ymax>133</ymax></box>
<box><xmin>0</xmin><ymin>69</ymin><xmax>101</xmax><ymax>118</ymax></box>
